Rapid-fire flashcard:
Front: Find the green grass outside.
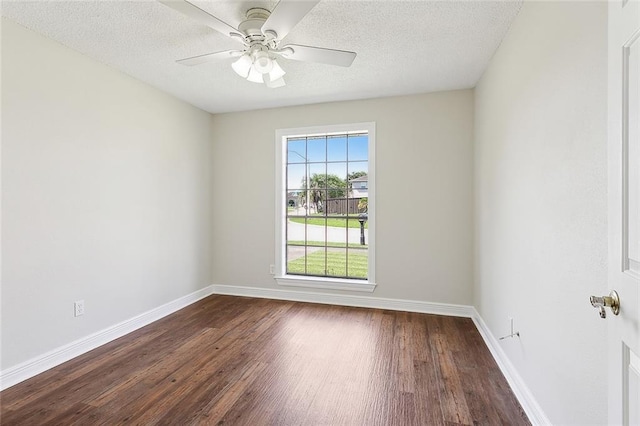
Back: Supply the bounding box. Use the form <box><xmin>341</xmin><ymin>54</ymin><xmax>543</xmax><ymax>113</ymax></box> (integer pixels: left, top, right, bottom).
<box><xmin>288</xmin><ymin>240</ymin><xmax>368</xmax><ymax>249</ymax></box>
<box><xmin>287</xmin><ymin>250</ymin><xmax>368</xmax><ymax>279</ymax></box>
<box><xmin>288</xmin><ymin>217</ymin><xmax>368</xmax><ymax>229</ymax></box>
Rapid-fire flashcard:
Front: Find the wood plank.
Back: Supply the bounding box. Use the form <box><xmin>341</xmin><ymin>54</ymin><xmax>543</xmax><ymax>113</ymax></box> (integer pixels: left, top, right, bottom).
<box><xmin>412</xmin><ymin>313</ymin><xmax>446</xmax><ymax>425</ymax></box>
<box><xmin>430</xmin><ymin>317</ymin><xmax>475</xmax><ymax>425</ymax></box>
<box><xmin>0</xmin><ymin>295</ymin><xmax>530</xmax><ymax>425</ymax></box>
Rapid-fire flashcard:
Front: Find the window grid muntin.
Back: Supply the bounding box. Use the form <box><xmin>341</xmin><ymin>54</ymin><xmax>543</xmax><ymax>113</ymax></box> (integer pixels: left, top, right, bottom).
<box><xmin>285</xmin><ymin>132</ymin><xmax>368</xmax><ymax>280</ymax></box>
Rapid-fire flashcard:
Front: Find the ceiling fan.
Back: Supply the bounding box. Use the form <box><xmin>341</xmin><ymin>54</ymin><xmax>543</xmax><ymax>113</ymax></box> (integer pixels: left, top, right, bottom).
<box><xmin>159</xmin><ymin>0</ymin><xmax>357</xmax><ymax>88</ymax></box>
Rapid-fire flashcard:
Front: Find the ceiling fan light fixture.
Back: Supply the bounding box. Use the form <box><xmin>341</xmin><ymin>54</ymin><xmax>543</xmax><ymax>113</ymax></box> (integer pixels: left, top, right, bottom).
<box><xmin>268</xmin><ymin>59</ymin><xmax>286</xmax><ymax>81</ymax></box>
<box><xmin>252</xmin><ymin>50</ymin><xmax>273</xmax><ymax>74</ymax></box>
<box><xmin>231</xmin><ymin>54</ymin><xmax>252</xmax><ymax>78</ymax></box>
<box><xmin>247</xmin><ymin>66</ymin><xmax>265</xmax><ymax>83</ymax></box>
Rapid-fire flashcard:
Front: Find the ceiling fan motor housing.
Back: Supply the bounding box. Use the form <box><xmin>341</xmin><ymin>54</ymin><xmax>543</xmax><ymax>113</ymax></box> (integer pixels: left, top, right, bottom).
<box><xmin>237</xmin><ymin>8</ymin><xmax>279</xmax><ymax>73</ymax></box>
<box><xmin>238</xmin><ymin>8</ymin><xmax>272</xmax><ymax>39</ymax></box>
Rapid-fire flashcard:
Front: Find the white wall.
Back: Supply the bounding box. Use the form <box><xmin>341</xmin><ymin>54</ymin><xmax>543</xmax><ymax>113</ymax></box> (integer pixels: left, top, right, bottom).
<box><xmin>211</xmin><ymin>90</ymin><xmax>474</xmax><ymax>304</ymax></box>
<box><xmin>1</xmin><ymin>18</ymin><xmax>213</xmax><ymax>369</ymax></box>
<box><xmin>474</xmin><ymin>2</ymin><xmax>608</xmax><ymax>424</ymax></box>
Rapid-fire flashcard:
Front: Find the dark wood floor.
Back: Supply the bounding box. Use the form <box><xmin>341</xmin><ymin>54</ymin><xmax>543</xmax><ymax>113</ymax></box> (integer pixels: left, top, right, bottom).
<box><xmin>1</xmin><ymin>295</ymin><xmax>529</xmax><ymax>425</ymax></box>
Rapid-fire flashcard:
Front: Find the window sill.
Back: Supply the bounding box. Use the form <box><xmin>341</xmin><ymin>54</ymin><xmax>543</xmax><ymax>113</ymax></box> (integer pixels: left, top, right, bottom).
<box><xmin>275</xmin><ymin>275</ymin><xmax>376</xmax><ymax>293</ymax></box>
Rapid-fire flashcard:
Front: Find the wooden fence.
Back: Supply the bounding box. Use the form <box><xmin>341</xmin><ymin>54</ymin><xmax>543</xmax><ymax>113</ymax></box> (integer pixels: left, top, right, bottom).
<box><xmin>325</xmin><ymin>198</ymin><xmax>363</xmax><ymax>215</ymax></box>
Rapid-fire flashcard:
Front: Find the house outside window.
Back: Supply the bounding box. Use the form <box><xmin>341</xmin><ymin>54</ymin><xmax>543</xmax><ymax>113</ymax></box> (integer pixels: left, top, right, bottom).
<box><xmin>275</xmin><ymin>123</ymin><xmax>376</xmax><ymax>292</ymax></box>
<box><xmin>349</xmin><ymin>175</ymin><xmax>368</xmax><ymax>199</ymax></box>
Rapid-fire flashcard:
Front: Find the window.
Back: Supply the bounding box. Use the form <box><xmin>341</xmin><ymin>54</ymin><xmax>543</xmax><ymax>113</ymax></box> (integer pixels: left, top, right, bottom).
<box><xmin>275</xmin><ymin>123</ymin><xmax>375</xmax><ymax>292</ymax></box>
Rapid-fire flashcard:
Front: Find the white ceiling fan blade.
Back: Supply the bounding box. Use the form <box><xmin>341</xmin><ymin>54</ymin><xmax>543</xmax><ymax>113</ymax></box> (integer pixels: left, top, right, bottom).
<box><xmin>176</xmin><ymin>50</ymin><xmax>242</xmax><ymax>66</ymax></box>
<box><xmin>280</xmin><ymin>44</ymin><xmax>357</xmax><ymax>67</ymax></box>
<box><xmin>159</xmin><ymin>0</ymin><xmax>243</xmax><ymax>40</ymax></box>
<box><xmin>262</xmin><ymin>0</ymin><xmax>320</xmax><ymax>40</ymax></box>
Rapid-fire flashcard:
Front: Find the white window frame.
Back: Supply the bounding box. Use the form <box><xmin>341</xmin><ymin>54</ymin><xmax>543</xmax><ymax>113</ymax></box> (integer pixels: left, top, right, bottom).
<box><xmin>274</xmin><ymin>122</ymin><xmax>376</xmax><ymax>292</ymax></box>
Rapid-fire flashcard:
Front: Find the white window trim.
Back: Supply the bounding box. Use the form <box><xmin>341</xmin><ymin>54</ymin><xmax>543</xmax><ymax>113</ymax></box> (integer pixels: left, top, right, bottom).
<box><xmin>274</xmin><ymin>122</ymin><xmax>376</xmax><ymax>292</ymax></box>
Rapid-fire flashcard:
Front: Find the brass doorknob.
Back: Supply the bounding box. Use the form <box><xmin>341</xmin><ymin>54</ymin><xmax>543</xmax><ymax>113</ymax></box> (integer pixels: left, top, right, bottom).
<box><xmin>590</xmin><ymin>290</ymin><xmax>620</xmax><ymax>318</ymax></box>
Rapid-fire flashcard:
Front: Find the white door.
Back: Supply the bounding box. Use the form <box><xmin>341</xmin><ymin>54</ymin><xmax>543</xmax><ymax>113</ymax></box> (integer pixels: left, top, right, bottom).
<box><xmin>607</xmin><ymin>1</ymin><xmax>640</xmax><ymax>424</ymax></box>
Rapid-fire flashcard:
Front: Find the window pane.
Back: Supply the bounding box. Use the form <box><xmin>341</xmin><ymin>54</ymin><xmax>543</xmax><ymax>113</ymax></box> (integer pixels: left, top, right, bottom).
<box><xmin>287</xmin><ymin>139</ymin><xmax>306</xmax><ymax>163</ymax></box>
<box><xmin>287</xmin><ymin>245</ymin><xmax>307</xmax><ymax>275</ymax></box>
<box><xmin>326</xmin><ymin>197</ymin><xmax>350</xmax><ymax>215</ymax></box>
<box><xmin>348</xmin><ymin>218</ymin><xmax>368</xmax><ymax>245</ymax></box>
<box><xmin>307</xmin><ymin>137</ymin><xmax>326</xmax><ymax>162</ymax></box>
<box><xmin>313</xmin><ymin>189</ymin><xmax>327</xmax><ymax>215</ymax></box>
<box><xmin>287</xmin><ymin>164</ymin><xmax>306</xmax><ymax>190</ymax></box>
<box><xmin>309</xmin><ymin>163</ymin><xmax>326</xmax><ymax>187</ymax></box>
<box><xmin>326</xmin><ymin>248</ymin><xmax>347</xmax><ymax>277</ymax></box>
<box><xmin>347</xmin><ymin>247</ymin><xmax>368</xmax><ymax>279</ymax></box>
<box><xmin>327</xmin><ymin>218</ymin><xmax>348</xmax><ymax>246</ymax></box>
<box><xmin>355</xmin><ymin>197</ymin><xmax>368</xmax><ymax>213</ymax></box>
<box><xmin>327</xmin><ymin>135</ymin><xmax>347</xmax><ymax>162</ymax></box>
<box><xmin>306</xmin><ymin>217</ymin><xmax>326</xmax><ymax>247</ymax></box>
<box><xmin>286</xmin><ymin>193</ymin><xmax>303</xmax><ymax>214</ymax></box>
<box><xmin>307</xmin><ymin>248</ymin><xmax>328</xmax><ymax>276</ymax></box>
<box><xmin>348</xmin><ymin>161</ymin><xmax>368</xmax><ymax>177</ymax></box>
<box><xmin>328</xmin><ymin>186</ymin><xmax>346</xmax><ymax>201</ymax></box>
<box><xmin>327</xmin><ymin>162</ymin><xmax>348</xmax><ymax>188</ymax></box>
<box><xmin>348</xmin><ymin>134</ymin><xmax>368</xmax><ymax>161</ymax></box>
<box><xmin>348</xmin><ymin>162</ymin><xmax>368</xmax><ymax>201</ymax></box>
<box><xmin>287</xmin><ymin>217</ymin><xmax>305</xmax><ymax>244</ymax></box>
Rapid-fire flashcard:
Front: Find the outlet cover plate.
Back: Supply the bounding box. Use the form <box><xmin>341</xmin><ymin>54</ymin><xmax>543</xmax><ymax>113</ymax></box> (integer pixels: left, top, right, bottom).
<box><xmin>74</xmin><ymin>300</ymin><xmax>85</xmax><ymax>317</ymax></box>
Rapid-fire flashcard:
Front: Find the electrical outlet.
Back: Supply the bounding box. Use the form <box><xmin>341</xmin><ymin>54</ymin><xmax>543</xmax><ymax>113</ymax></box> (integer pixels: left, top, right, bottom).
<box><xmin>269</xmin><ymin>264</ymin><xmax>275</xmax><ymax>275</ymax></box>
<box><xmin>74</xmin><ymin>300</ymin><xmax>85</xmax><ymax>317</ymax></box>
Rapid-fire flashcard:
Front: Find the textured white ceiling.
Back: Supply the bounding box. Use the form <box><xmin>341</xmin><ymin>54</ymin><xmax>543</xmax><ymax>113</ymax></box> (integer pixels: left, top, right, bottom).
<box><xmin>2</xmin><ymin>0</ymin><xmax>522</xmax><ymax>114</ymax></box>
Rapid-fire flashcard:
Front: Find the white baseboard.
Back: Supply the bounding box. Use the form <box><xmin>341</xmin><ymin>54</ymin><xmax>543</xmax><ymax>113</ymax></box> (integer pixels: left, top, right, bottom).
<box><xmin>211</xmin><ymin>284</ymin><xmax>475</xmax><ymax>317</ymax></box>
<box><xmin>0</xmin><ymin>285</ymin><xmax>215</xmax><ymax>391</ymax></box>
<box><xmin>471</xmin><ymin>309</ymin><xmax>551</xmax><ymax>426</ymax></box>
